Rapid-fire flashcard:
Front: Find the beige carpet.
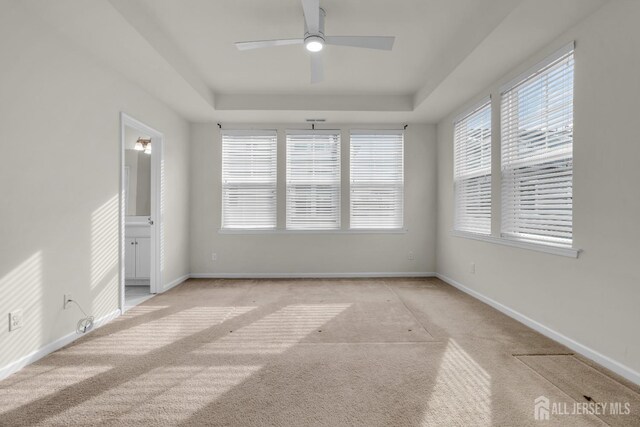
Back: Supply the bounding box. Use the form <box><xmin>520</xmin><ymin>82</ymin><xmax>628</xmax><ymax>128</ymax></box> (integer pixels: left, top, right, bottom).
<box><xmin>0</xmin><ymin>278</ymin><xmax>638</xmax><ymax>426</ymax></box>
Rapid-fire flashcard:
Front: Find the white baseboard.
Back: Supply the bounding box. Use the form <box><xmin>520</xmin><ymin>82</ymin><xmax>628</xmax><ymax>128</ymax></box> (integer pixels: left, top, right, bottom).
<box><xmin>435</xmin><ymin>273</ymin><xmax>640</xmax><ymax>386</ymax></box>
<box><xmin>163</xmin><ymin>274</ymin><xmax>190</xmax><ymax>291</ymax></box>
<box><xmin>190</xmin><ymin>272</ymin><xmax>436</xmax><ymax>279</ymax></box>
<box><xmin>0</xmin><ymin>308</ymin><xmax>121</xmax><ymax>382</ymax></box>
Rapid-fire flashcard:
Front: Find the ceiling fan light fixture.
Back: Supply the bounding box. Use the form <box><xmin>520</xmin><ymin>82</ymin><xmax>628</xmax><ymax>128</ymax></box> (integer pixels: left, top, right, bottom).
<box><xmin>305</xmin><ymin>35</ymin><xmax>324</xmax><ymax>52</ymax></box>
<box><xmin>234</xmin><ymin>1</ymin><xmax>395</xmax><ymax>83</ymax></box>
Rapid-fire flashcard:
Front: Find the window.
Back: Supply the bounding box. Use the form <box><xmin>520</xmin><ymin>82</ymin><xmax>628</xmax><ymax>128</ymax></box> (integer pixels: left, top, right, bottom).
<box><xmin>453</xmin><ymin>100</ymin><xmax>492</xmax><ymax>234</ymax></box>
<box><xmin>286</xmin><ymin>130</ymin><xmax>341</xmax><ymax>230</ymax></box>
<box><xmin>350</xmin><ymin>130</ymin><xmax>404</xmax><ymax>229</ymax></box>
<box><xmin>501</xmin><ymin>45</ymin><xmax>574</xmax><ymax>247</ymax></box>
<box><xmin>221</xmin><ymin>130</ymin><xmax>277</xmax><ymax>229</ymax></box>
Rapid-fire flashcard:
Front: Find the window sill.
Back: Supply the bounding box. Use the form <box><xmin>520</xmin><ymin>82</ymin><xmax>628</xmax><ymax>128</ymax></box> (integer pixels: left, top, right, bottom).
<box><xmin>450</xmin><ymin>230</ymin><xmax>580</xmax><ymax>258</ymax></box>
<box><xmin>219</xmin><ymin>228</ymin><xmax>408</xmax><ymax>235</ymax></box>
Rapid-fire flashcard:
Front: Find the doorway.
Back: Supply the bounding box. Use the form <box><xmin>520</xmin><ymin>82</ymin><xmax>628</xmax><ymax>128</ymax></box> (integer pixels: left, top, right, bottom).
<box><xmin>119</xmin><ymin>113</ymin><xmax>163</xmax><ymax>311</ymax></box>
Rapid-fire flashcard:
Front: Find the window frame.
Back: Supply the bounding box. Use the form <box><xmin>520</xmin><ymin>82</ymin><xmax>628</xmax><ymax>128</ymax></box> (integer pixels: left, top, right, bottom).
<box><xmin>285</xmin><ymin>129</ymin><xmax>342</xmax><ymax>231</ymax></box>
<box><xmin>500</xmin><ymin>44</ymin><xmax>575</xmax><ymax>249</ymax></box>
<box><xmin>220</xmin><ymin>129</ymin><xmax>278</xmax><ymax>230</ymax></box>
<box><xmin>453</xmin><ymin>98</ymin><xmax>492</xmax><ymax>235</ymax></box>
<box><xmin>450</xmin><ymin>42</ymin><xmax>580</xmax><ymax>258</ymax></box>
<box><xmin>349</xmin><ymin>130</ymin><xmax>405</xmax><ymax>230</ymax></box>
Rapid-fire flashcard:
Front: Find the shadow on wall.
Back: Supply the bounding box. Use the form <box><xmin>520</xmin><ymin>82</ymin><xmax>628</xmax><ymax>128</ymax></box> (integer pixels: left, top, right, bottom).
<box><xmin>91</xmin><ymin>195</ymin><xmax>119</xmax><ymax>318</ymax></box>
<box><xmin>0</xmin><ymin>193</ymin><xmax>123</xmax><ymax>372</ymax></box>
<box><xmin>0</xmin><ymin>252</ymin><xmax>43</xmax><ymax>371</ymax></box>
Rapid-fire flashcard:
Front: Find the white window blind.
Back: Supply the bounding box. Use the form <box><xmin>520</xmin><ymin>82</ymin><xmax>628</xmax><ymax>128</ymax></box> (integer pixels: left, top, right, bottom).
<box><xmin>221</xmin><ymin>130</ymin><xmax>277</xmax><ymax>229</ymax></box>
<box><xmin>286</xmin><ymin>130</ymin><xmax>341</xmax><ymax>230</ymax></box>
<box><xmin>453</xmin><ymin>100</ymin><xmax>492</xmax><ymax>234</ymax></box>
<box><xmin>501</xmin><ymin>46</ymin><xmax>574</xmax><ymax>247</ymax></box>
<box><xmin>350</xmin><ymin>130</ymin><xmax>404</xmax><ymax>229</ymax></box>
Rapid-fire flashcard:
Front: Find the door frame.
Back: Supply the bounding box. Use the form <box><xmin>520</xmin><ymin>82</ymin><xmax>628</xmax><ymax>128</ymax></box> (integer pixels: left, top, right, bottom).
<box><xmin>119</xmin><ymin>112</ymin><xmax>163</xmax><ymax>311</ymax></box>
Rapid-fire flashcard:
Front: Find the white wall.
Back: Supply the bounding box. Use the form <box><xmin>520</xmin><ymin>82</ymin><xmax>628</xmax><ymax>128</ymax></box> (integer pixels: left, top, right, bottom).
<box><xmin>436</xmin><ymin>0</ymin><xmax>640</xmax><ymax>379</ymax></box>
<box><xmin>189</xmin><ymin>123</ymin><xmax>437</xmax><ymax>276</ymax></box>
<box><xmin>0</xmin><ymin>2</ymin><xmax>190</xmax><ymax>371</ymax></box>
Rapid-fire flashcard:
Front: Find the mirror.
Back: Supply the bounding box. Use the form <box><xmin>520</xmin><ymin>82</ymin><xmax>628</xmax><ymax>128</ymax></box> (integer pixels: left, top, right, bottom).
<box><xmin>124</xmin><ymin>125</ymin><xmax>151</xmax><ymax>217</ymax></box>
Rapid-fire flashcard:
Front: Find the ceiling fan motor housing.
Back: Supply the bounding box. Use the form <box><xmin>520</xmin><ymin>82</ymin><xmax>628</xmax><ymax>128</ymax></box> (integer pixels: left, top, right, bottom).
<box><xmin>304</xmin><ymin>7</ymin><xmax>326</xmax><ymax>42</ymax></box>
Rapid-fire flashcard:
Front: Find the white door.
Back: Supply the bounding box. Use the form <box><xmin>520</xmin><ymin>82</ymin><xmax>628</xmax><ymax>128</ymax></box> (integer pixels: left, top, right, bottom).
<box><xmin>135</xmin><ymin>237</ymin><xmax>151</xmax><ymax>279</ymax></box>
<box><xmin>125</xmin><ymin>238</ymin><xmax>137</xmax><ymax>279</ymax></box>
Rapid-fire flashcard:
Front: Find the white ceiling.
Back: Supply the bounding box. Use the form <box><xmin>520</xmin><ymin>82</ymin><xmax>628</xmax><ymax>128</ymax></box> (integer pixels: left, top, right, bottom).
<box><xmin>24</xmin><ymin>0</ymin><xmax>607</xmax><ymax>123</ymax></box>
<box><xmin>132</xmin><ymin>0</ymin><xmax>517</xmax><ymax>95</ymax></box>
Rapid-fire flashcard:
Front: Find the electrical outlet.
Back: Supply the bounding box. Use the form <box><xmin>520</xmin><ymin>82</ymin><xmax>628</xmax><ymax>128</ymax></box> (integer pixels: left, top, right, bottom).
<box><xmin>470</xmin><ymin>262</ymin><xmax>476</xmax><ymax>274</ymax></box>
<box><xmin>408</xmin><ymin>251</ymin><xmax>415</xmax><ymax>261</ymax></box>
<box><xmin>9</xmin><ymin>310</ymin><xmax>23</xmax><ymax>331</ymax></box>
<box><xmin>64</xmin><ymin>294</ymin><xmax>73</xmax><ymax>310</ymax></box>
<box><xmin>211</xmin><ymin>253</ymin><xmax>218</xmax><ymax>262</ymax></box>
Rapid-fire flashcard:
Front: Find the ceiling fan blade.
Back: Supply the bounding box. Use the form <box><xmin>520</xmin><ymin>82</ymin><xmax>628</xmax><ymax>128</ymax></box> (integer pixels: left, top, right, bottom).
<box><xmin>325</xmin><ymin>36</ymin><xmax>395</xmax><ymax>50</ymax></box>
<box><xmin>235</xmin><ymin>38</ymin><xmax>303</xmax><ymax>51</ymax></box>
<box><xmin>301</xmin><ymin>0</ymin><xmax>320</xmax><ymax>34</ymax></box>
<box><xmin>310</xmin><ymin>53</ymin><xmax>323</xmax><ymax>84</ymax></box>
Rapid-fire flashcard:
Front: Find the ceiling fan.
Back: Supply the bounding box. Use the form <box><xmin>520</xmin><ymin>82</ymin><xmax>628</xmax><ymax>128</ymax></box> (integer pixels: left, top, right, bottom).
<box><xmin>234</xmin><ymin>0</ymin><xmax>395</xmax><ymax>84</ymax></box>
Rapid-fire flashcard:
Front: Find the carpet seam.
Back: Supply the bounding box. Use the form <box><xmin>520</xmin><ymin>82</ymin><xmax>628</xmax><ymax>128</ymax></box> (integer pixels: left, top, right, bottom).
<box><xmin>381</xmin><ymin>280</ymin><xmax>437</xmax><ymax>340</ymax></box>
<box><xmin>511</xmin><ymin>353</ymin><xmax>575</xmax><ymax>356</ymax></box>
<box><xmin>517</xmin><ymin>353</ymin><xmax>640</xmax><ymax>396</ymax></box>
<box><xmin>513</xmin><ymin>355</ymin><xmax>614</xmax><ymax>427</ymax></box>
<box><xmin>569</xmin><ymin>355</ymin><xmax>640</xmax><ymax>396</ymax></box>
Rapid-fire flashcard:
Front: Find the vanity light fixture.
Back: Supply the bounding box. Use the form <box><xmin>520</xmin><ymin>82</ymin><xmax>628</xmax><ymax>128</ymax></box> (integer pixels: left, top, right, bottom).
<box><xmin>135</xmin><ymin>137</ymin><xmax>152</xmax><ymax>154</ymax></box>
